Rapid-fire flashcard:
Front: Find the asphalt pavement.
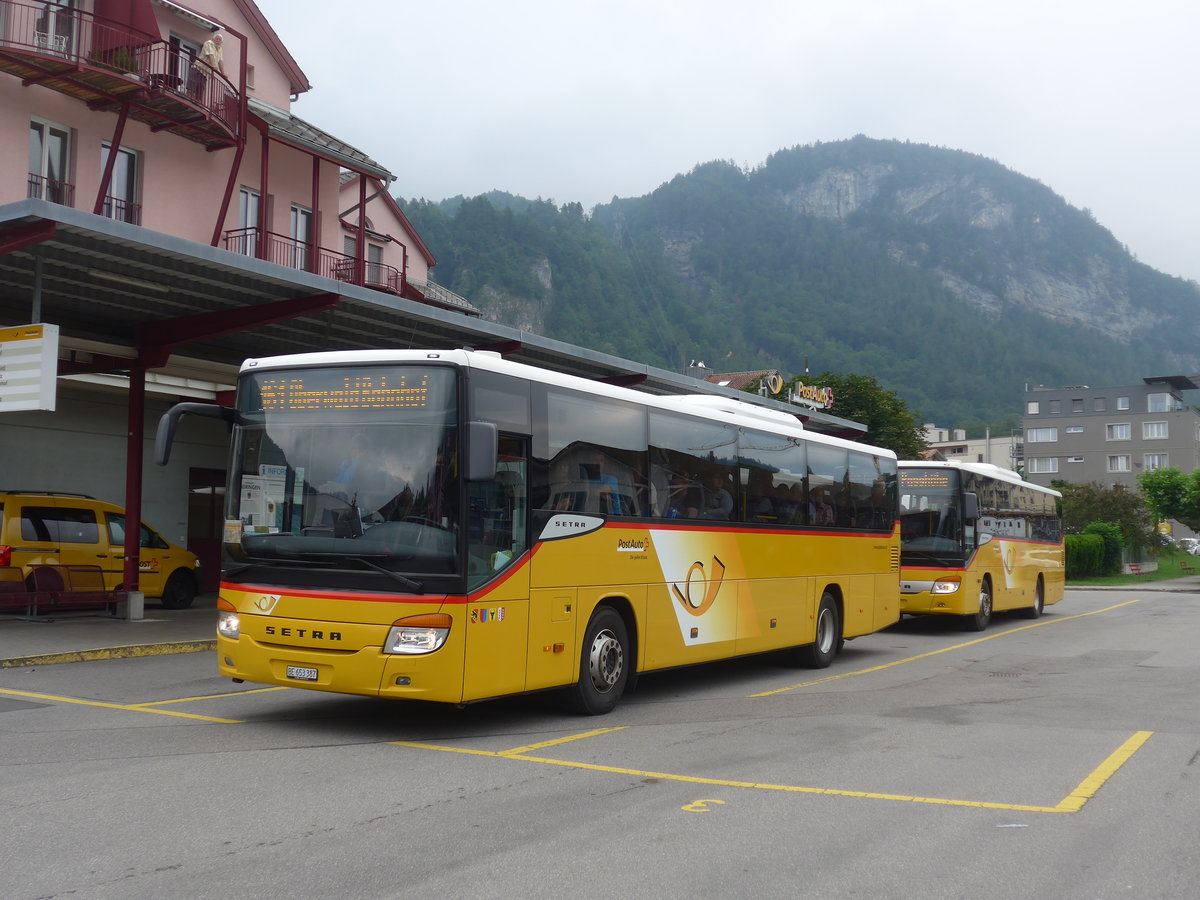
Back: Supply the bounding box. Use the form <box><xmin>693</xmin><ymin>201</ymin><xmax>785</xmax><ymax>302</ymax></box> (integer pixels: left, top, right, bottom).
<box><xmin>2</xmin><ymin>577</ymin><xmax>1197</xmax><ymax>669</ymax></box>
<box><xmin>0</xmin><ymin>591</ymin><xmax>218</xmax><ymax>668</ymax></box>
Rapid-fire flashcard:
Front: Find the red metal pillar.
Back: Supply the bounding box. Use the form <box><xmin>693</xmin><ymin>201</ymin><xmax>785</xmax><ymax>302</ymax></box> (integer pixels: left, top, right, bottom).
<box><xmin>356</xmin><ymin>175</ymin><xmax>367</xmax><ymax>283</ymax></box>
<box><xmin>309</xmin><ymin>155</ymin><xmax>320</xmax><ymax>273</ymax></box>
<box><xmin>94</xmin><ymin>103</ymin><xmax>130</xmax><ymax>216</ymax></box>
<box><xmin>258</xmin><ymin>130</ymin><xmax>270</xmax><ymax>259</ymax></box>
<box><xmin>122</xmin><ymin>366</ymin><xmax>146</xmax><ymax>593</ymax></box>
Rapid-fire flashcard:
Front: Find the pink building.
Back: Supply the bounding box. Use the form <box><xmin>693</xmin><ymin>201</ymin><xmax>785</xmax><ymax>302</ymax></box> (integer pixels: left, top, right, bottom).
<box><xmin>0</xmin><ymin>0</ymin><xmax>474</xmax><ymax>313</ymax></box>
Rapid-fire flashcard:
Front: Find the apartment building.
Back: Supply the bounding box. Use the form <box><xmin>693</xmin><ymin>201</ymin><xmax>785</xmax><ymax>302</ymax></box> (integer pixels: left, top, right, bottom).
<box><xmin>921</xmin><ymin>425</ymin><xmax>1022</xmax><ymax>471</ymax></box>
<box><xmin>1022</xmin><ymin>376</ymin><xmax>1200</xmax><ymax>489</ymax></box>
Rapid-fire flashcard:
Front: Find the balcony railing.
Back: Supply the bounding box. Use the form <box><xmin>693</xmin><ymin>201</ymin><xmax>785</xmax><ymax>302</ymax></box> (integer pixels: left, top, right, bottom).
<box><xmin>27</xmin><ymin>172</ymin><xmax>75</xmax><ymax>206</ymax></box>
<box><xmin>0</xmin><ymin>1</ymin><xmax>241</xmax><ymax>149</ymax></box>
<box><xmin>223</xmin><ymin>228</ymin><xmax>408</xmax><ymax>296</ymax></box>
<box><xmin>100</xmin><ymin>195</ymin><xmax>141</xmax><ymax>225</ymax></box>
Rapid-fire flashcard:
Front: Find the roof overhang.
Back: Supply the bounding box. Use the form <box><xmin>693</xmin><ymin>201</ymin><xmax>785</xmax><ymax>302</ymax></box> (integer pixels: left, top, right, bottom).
<box><xmin>0</xmin><ymin>199</ymin><xmax>865</xmax><ymax>437</ymax></box>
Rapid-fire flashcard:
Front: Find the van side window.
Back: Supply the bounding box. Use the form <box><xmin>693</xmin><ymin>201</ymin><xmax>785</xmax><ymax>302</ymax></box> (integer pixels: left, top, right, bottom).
<box><xmin>106</xmin><ymin>514</ymin><xmax>169</xmax><ymax>549</ymax></box>
<box><xmin>21</xmin><ymin>506</ymin><xmax>99</xmax><ymax>544</ymax></box>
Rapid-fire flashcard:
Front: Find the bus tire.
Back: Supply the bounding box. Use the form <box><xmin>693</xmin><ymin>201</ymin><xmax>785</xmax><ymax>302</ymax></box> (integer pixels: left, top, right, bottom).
<box><xmin>566</xmin><ymin>606</ymin><xmax>629</xmax><ymax>715</ymax></box>
<box><xmin>793</xmin><ymin>591</ymin><xmax>840</xmax><ymax>669</ymax></box>
<box><xmin>1018</xmin><ymin>578</ymin><xmax>1044</xmax><ymax>620</ymax></box>
<box><xmin>963</xmin><ymin>578</ymin><xmax>992</xmax><ymax>631</ymax></box>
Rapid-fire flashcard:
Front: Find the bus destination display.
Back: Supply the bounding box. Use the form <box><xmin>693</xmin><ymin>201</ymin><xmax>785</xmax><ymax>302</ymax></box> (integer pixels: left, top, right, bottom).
<box><xmin>898</xmin><ymin>470</ymin><xmax>952</xmax><ymax>489</ymax></box>
<box><xmin>256</xmin><ymin>370</ymin><xmax>432</xmax><ymax>411</ymax></box>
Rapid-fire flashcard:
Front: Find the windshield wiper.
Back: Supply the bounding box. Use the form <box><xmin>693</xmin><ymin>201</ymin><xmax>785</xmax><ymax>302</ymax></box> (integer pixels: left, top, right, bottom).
<box><xmin>345</xmin><ymin>555</ymin><xmax>424</xmax><ymax>593</ymax></box>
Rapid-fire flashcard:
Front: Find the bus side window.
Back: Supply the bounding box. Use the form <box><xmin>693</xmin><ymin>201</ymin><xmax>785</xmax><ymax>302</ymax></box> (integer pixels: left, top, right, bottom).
<box><xmin>467</xmin><ymin>436</ymin><xmax>528</xmax><ymax>584</ymax></box>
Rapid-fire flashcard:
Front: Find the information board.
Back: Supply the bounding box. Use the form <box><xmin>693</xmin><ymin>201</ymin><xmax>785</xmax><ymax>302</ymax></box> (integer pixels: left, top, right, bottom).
<box><xmin>0</xmin><ymin>323</ymin><xmax>59</xmax><ymax>412</ymax></box>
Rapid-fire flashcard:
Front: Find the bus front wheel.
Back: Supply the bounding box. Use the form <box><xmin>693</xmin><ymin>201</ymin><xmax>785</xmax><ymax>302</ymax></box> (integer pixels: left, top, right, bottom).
<box><xmin>566</xmin><ymin>607</ymin><xmax>629</xmax><ymax>715</ymax></box>
<box><xmin>792</xmin><ymin>591</ymin><xmax>841</xmax><ymax>669</ymax></box>
<box><xmin>963</xmin><ymin>579</ymin><xmax>992</xmax><ymax>631</ymax></box>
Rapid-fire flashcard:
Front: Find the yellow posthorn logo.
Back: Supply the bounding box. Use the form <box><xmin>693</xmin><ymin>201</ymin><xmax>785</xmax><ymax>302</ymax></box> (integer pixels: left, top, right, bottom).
<box><xmin>254</xmin><ymin>594</ymin><xmax>281</xmax><ymax>614</ymax></box>
<box><xmin>671</xmin><ymin>556</ymin><xmax>726</xmax><ymax>617</ymax></box>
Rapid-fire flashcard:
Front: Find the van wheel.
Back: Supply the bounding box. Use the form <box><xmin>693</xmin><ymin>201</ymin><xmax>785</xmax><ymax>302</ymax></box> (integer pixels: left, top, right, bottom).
<box><xmin>566</xmin><ymin>607</ymin><xmax>629</xmax><ymax>715</ymax></box>
<box><xmin>160</xmin><ymin>572</ymin><xmax>196</xmax><ymax>610</ymax></box>
<box><xmin>792</xmin><ymin>591</ymin><xmax>840</xmax><ymax>668</ymax></box>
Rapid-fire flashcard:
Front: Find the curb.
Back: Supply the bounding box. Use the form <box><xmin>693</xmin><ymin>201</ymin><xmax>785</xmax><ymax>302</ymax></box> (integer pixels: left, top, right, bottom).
<box><xmin>0</xmin><ymin>639</ymin><xmax>217</xmax><ymax>669</ymax></box>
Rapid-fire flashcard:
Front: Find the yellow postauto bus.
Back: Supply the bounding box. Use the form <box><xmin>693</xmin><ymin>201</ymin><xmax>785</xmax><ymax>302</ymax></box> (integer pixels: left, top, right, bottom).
<box><xmin>157</xmin><ymin>349</ymin><xmax>901</xmax><ymax>713</ymax></box>
<box><xmin>897</xmin><ymin>461</ymin><xmax>1064</xmax><ymax>631</ymax></box>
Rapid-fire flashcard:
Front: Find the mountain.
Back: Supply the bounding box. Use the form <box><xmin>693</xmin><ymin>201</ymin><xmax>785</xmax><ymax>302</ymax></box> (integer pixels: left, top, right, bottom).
<box><xmin>399</xmin><ymin>136</ymin><xmax>1200</xmax><ymax>430</ymax></box>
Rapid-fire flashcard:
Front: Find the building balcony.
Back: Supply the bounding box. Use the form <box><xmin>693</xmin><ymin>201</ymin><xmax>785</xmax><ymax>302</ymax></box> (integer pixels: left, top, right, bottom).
<box><xmin>27</xmin><ymin>171</ymin><xmax>74</xmax><ymax>206</ymax></box>
<box><xmin>0</xmin><ymin>1</ymin><xmax>241</xmax><ymax>150</ymax></box>
<box><xmin>223</xmin><ymin>227</ymin><xmax>480</xmax><ymax>316</ymax></box>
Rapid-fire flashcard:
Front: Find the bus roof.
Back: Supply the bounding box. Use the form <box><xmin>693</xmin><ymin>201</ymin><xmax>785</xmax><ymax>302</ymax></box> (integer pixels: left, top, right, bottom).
<box><xmin>899</xmin><ymin>459</ymin><xmax>1061</xmax><ymax>498</ymax></box>
<box><xmin>240</xmin><ymin>348</ymin><xmax>896</xmax><ymax>460</ymax></box>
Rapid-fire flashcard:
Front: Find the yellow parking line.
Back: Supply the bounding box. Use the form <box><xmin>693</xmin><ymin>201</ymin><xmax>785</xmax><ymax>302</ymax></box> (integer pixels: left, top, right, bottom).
<box><xmin>752</xmin><ymin>598</ymin><xmax>1144</xmax><ymax>698</ymax></box>
<box><xmin>132</xmin><ymin>686</ymin><xmax>286</xmax><ymax>707</ymax></box>
<box><xmin>0</xmin><ymin>687</ymin><xmax>243</xmax><ymax>724</ymax></box>
<box><xmin>1056</xmin><ymin>730</ymin><xmax>1153</xmax><ymax>812</ymax></box>
<box><xmin>501</xmin><ymin>727</ymin><xmax>626</xmax><ymax>756</ymax></box>
<box><xmin>392</xmin><ymin>729</ymin><xmax>1152</xmax><ymax>814</ymax></box>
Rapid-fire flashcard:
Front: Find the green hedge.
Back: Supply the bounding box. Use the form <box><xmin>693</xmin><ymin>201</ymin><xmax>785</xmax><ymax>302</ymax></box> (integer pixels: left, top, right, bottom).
<box><xmin>1082</xmin><ymin>521</ymin><xmax>1124</xmax><ymax>576</ymax></box>
<box><xmin>1066</xmin><ymin>533</ymin><xmax>1105</xmax><ymax>577</ymax></box>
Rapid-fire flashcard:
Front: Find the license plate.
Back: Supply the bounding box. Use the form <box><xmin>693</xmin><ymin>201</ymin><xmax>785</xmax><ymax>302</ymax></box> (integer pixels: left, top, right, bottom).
<box><xmin>286</xmin><ymin>665</ymin><xmax>319</xmax><ymax>682</ymax></box>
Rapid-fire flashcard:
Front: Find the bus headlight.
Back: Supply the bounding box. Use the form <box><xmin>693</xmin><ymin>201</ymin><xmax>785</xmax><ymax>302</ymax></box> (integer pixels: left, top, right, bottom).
<box><xmin>217</xmin><ymin>598</ymin><xmax>240</xmax><ymax>638</ymax></box>
<box><xmin>385</xmin><ymin>614</ymin><xmax>452</xmax><ymax>655</ymax></box>
<box><xmin>931</xmin><ymin>578</ymin><xmax>962</xmax><ymax>594</ymax></box>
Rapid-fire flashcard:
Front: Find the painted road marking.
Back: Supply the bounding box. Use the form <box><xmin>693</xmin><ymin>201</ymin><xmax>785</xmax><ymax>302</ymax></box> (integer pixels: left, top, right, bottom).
<box><xmin>681</xmin><ymin>799</ymin><xmax>726</xmax><ymax>813</ymax></box>
<box><xmin>752</xmin><ymin>598</ymin><xmax>1144</xmax><ymax>698</ymax></box>
<box><xmin>0</xmin><ymin>687</ymin><xmax>243</xmax><ymax>724</ymax></box>
<box><xmin>393</xmin><ymin>728</ymin><xmax>1154</xmax><ymax>814</ymax></box>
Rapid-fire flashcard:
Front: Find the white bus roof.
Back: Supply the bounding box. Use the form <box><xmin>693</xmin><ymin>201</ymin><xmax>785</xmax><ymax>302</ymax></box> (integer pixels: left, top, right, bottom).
<box><xmin>899</xmin><ymin>459</ymin><xmax>1060</xmax><ymax>498</ymax></box>
<box><xmin>241</xmin><ymin>348</ymin><xmax>896</xmax><ymax>459</ymax></box>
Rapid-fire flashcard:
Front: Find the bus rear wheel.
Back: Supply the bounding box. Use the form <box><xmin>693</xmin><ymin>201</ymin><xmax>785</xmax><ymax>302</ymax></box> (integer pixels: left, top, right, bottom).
<box><xmin>963</xmin><ymin>579</ymin><xmax>992</xmax><ymax>631</ymax></box>
<box><xmin>792</xmin><ymin>591</ymin><xmax>840</xmax><ymax>669</ymax></box>
<box><xmin>1018</xmin><ymin>579</ymin><xmax>1044</xmax><ymax>619</ymax></box>
<box><xmin>566</xmin><ymin>606</ymin><xmax>629</xmax><ymax>715</ymax></box>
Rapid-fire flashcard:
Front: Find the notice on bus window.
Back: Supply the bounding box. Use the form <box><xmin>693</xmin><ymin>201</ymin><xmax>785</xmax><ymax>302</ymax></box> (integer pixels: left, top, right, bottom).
<box><xmin>0</xmin><ymin>323</ymin><xmax>59</xmax><ymax>413</ymax></box>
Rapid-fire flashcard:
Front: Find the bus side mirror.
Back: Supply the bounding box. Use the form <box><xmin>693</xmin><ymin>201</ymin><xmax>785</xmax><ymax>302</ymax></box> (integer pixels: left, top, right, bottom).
<box><xmin>467</xmin><ymin>421</ymin><xmax>498</xmax><ymax>482</ymax></box>
<box><xmin>962</xmin><ymin>491</ymin><xmax>979</xmax><ymax>521</ymax></box>
<box><xmin>155</xmin><ymin>402</ymin><xmax>237</xmax><ymax>465</ymax></box>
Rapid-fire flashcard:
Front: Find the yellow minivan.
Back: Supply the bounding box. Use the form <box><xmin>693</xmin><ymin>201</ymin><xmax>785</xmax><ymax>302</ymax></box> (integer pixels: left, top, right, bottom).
<box><xmin>0</xmin><ymin>491</ymin><xmax>202</xmax><ymax>608</ymax></box>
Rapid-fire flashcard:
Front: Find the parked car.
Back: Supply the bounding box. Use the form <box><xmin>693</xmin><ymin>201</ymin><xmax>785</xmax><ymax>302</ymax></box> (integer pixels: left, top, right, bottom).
<box><xmin>1178</xmin><ymin>537</ymin><xmax>1200</xmax><ymax>556</ymax></box>
<box><xmin>0</xmin><ymin>491</ymin><xmax>201</xmax><ymax>608</ymax></box>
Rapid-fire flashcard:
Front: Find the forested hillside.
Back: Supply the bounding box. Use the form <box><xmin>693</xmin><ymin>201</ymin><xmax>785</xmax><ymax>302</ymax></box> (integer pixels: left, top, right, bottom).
<box><xmin>399</xmin><ymin>137</ymin><xmax>1200</xmax><ymax>430</ymax></box>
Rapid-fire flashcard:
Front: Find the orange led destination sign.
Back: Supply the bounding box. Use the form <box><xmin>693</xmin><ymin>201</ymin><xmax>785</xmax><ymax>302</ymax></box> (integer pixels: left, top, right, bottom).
<box><xmin>898</xmin><ymin>470</ymin><xmax>953</xmax><ymax>489</ymax></box>
<box><xmin>256</xmin><ymin>372</ymin><xmax>432</xmax><ymax>411</ymax></box>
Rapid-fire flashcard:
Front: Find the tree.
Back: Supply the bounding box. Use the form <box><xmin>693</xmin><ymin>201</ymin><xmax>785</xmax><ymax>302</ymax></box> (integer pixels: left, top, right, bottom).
<box><xmin>1051</xmin><ymin>480</ymin><xmax>1157</xmax><ymax>551</ymax></box>
<box><xmin>805</xmin><ymin>371</ymin><xmax>928</xmax><ymax>458</ymax></box>
<box><xmin>1137</xmin><ymin>466</ymin><xmax>1200</xmax><ymax>533</ymax></box>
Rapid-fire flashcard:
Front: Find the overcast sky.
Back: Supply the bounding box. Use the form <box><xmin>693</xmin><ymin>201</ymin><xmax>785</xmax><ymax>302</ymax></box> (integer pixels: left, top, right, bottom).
<box><xmin>258</xmin><ymin>0</ymin><xmax>1199</xmax><ymax>283</ymax></box>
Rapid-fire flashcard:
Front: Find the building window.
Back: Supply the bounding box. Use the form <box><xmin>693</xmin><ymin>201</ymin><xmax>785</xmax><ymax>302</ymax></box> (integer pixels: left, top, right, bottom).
<box><xmin>1107</xmin><ymin>455</ymin><xmax>1131</xmax><ymax>473</ymax></box>
<box><xmin>168</xmin><ymin>34</ymin><xmax>201</xmax><ymax>86</ymax></box>
<box><xmin>1048</xmin><ymin>400</ymin><xmax>1061</xmax><ymax>414</ymax></box>
<box><xmin>1143</xmin><ymin>421</ymin><xmax>1168</xmax><ymax>440</ymax></box>
<box><xmin>288</xmin><ymin>204</ymin><xmax>312</xmax><ymax>270</ymax></box>
<box><xmin>1147</xmin><ymin>392</ymin><xmax>1171</xmax><ymax>413</ymax></box>
<box><xmin>235</xmin><ymin>187</ymin><xmax>261</xmax><ymax>255</ymax></box>
<box><xmin>1117</xmin><ymin>396</ymin><xmax>1130</xmax><ymax>410</ymax></box>
<box><xmin>1027</xmin><ymin>427</ymin><xmax>1058</xmax><ymax>442</ymax></box>
<box><xmin>1065</xmin><ymin>426</ymin><xmax>1084</xmax><ymax>434</ymax></box>
<box><xmin>28</xmin><ymin>119</ymin><xmax>73</xmax><ymax>205</ymax></box>
<box><xmin>1093</xmin><ymin>397</ymin><xmax>1106</xmax><ymax>411</ymax></box>
<box><xmin>1028</xmin><ymin>457</ymin><xmax>1059</xmax><ymax>474</ymax></box>
<box><xmin>1026</xmin><ymin>401</ymin><xmax>1039</xmax><ymax>415</ymax></box>
<box><xmin>1144</xmin><ymin>453</ymin><xmax>1169</xmax><ymax>471</ymax></box>
<box><xmin>100</xmin><ymin>143</ymin><xmax>139</xmax><ymax>224</ymax></box>
<box><xmin>366</xmin><ymin>243</ymin><xmax>384</xmax><ymax>285</ymax></box>
<box><xmin>35</xmin><ymin>0</ymin><xmax>77</xmax><ymax>55</ymax></box>
<box><xmin>1067</xmin><ymin>456</ymin><xmax>1085</xmax><ymax>463</ymax></box>
<box><xmin>1105</xmin><ymin>423</ymin><xmax>1130</xmax><ymax>441</ymax></box>
<box><xmin>1072</xmin><ymin>398</ymin><xmax>1084</xmax><ymax>413</ymax></box>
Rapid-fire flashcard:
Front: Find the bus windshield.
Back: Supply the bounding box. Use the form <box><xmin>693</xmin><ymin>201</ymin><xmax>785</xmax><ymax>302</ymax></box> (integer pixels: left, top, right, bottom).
<box><xmin>226</xmin><ymin>366</ymin><xmax>460</xmax><ymax>576</ymax></box>
<box><xmin>898</xmin><ymin>467</ymin><xmax>967</xmax><ymax>563</ymax></box>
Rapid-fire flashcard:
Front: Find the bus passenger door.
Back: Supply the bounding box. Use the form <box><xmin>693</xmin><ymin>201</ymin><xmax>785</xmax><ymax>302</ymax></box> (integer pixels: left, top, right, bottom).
<box><xmin>462</xmin><ymin>438</ymin><xmax>531</xmax><ymax>702</ymax></box>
